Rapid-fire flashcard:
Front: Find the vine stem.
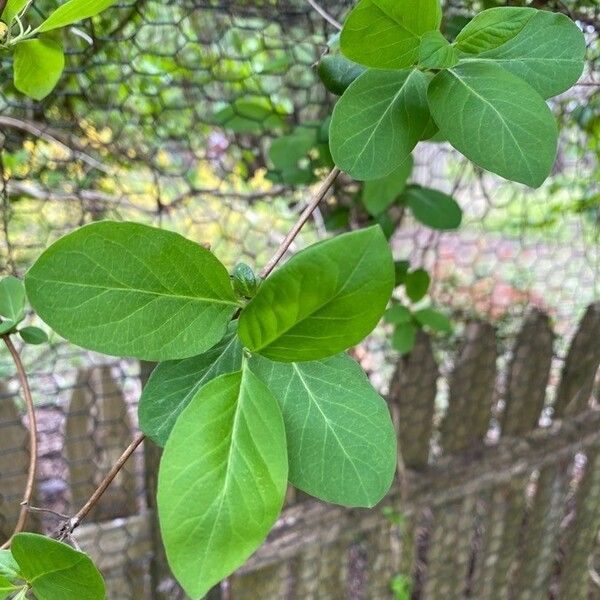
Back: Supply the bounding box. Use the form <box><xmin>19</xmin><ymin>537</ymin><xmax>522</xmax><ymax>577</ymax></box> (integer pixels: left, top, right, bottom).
<box><xmin>57</xmin><ymin>166</ymin><xmax>342</xmax><ymax>537</ymax></box>
<box><xmin>260</xmin><ymin>166</ymin><xmax>341</xmax><ymax>278</ymax></box>
<box><xmin>306</xmin><ymin>0</ymin><xmax>342</xmax><ymax>30</ymax></box>
<box><xmin>1</xmin><ymin>334</ymin><xmax>38</xmax><ymax>550</ymax></box>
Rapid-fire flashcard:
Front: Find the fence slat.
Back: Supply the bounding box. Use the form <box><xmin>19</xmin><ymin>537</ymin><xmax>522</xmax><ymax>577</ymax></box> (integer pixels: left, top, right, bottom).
<box><xmin>501</xmin><ymin>310</ymin><xmax>554</xmax><ymax>436</ymax></box>
<box><xmin>66</xmin><ymin>366</ymin><xmax>137</xmax><ymax>521</ymax></box>
<box><xmin>558</xmin><ymin>447</ymin><xmax>600</xmax><ymax>599</ymax></box>
<box><xmin>230</xmin><ymin>562</ymin><xmax>290</xmax><ymax>599</ymax></box>
<box><xmin>389</xmin><ymin>331</ymin><xmax>438</xmax><ymax>469</ymax></box>
<box><xmin>554</xmin><ymin>302</ymin><xmax>600</xmax><ymax>417</ymax></box>
<box><xmin>441</xmin><ymin>321</ymin><xmax>497</xmax><ymax>453</ymax></box>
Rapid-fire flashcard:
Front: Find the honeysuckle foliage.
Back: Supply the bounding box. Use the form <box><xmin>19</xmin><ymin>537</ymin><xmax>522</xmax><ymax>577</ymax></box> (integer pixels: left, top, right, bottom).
<box><xmin>0</xmin><ymin>533</ymin><xmax>105</xmax><ymax>599</ymax></box>
<box><xmin>26</xmin><ymin>221</ymin><xmax>397</xmax><ymax>598</ymax></box>
<box><xmin>0</xmin><ymin>0</ymin><xmax>120</xmax><ymax>100</ymax></box>
<box><xmin>0</xmin><ymin>276</ymin><xmax>47</xmax><ymax>344</ymax></box>
<box><xmin>327</xmin><ymin>2</ymin><xmax>586</xmax><ymax>188</ymax></box>
<box><xmin>6</xmin><ymin>1</ymin><xmax>587</xmax><ymax>598</ymax></box>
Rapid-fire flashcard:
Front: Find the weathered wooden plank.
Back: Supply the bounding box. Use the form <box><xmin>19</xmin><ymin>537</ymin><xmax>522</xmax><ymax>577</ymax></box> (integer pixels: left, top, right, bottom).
<box><xmin>0</xmin><ymin>381</ymin><xmax>39</xmax><ymax>539</ymax></box>
<box><xmin>422</xmin><ymin>496</ymin><xmax>475</xmax><ymax>599</ymax></box>
<box><xmin>66</xmin><ymin>366</ymin><xmax>137</xmax><ymax>521</ymax></box>
<box><xmin>554</xmin><ymin>302</ymin><xmax>600</xmax><ymax>417</ymax></box>
<box><xmin>230</xmin><ymin>562</ymin><xmax>290</xmax><ymax>599</ymax></box>
<box><xmin>93</xmin><ymin>365</ymin><xmax>137</xmax><ymax>521</ymax></box>
<box><xmin>441</xmin><ymin>320</ymin><xmax>497</xmax><ymax>453</ymax></box>
<box><xmin>65</xmin><ymin>368</ymin><xmax>97</xmax><ymax>515</ymax></box>
<box><xmin>74</xmin><ymin>513</ymin><xmax>153</xmax><ymax>600</ymax></box>
<box><xmin>558</xmin><ymin>447</ymin><xmax>600</xmax><ymax>599</ymax></box>
<box><xmin>360</xmin><ymin>519</ymin><xmax>401</xmax><ymax>599</ymax></box>
<box><xmin>288</xmin><ymin>538</ymin><xmax>349</xmax><ymax>599</ymax></box>
<box><xmin>511</xmin><ymin>462</ymin><xmax>569</xmax><ymax>600</ymax></box>
<box><xmin>389</xmin><ymin>331</ymin><xmax>438</xmax><ymax>469</ymax></box>
<box><xmin>501</xmin><ymin>310</ymin><xmax>554</xmax><ymax>436</ymax></box>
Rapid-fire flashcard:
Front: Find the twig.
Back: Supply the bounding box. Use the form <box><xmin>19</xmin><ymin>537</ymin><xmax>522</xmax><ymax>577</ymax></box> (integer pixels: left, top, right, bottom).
<box><xmin>260</xmin><ymin>166</ymin><xmax>341</xmax><ymax>278</ymax></box>
<box><xmin>0</xmin><ymin>116</ymin><xmax>111</xmax><ymax>174</ymax></box>
<box><xmin>1</xmin><ymin>334</ymin><xmax>38</xmax><ymax>549</ymax></box>
<box><xmin>306</xmin><ymin>0</ymin><xmax>342</xmax><ymax>30</ymax></box>
<box><xmin>57</xmin><ymin>432</ymin><xmax>145</xmax><ymax>539</ymax></box>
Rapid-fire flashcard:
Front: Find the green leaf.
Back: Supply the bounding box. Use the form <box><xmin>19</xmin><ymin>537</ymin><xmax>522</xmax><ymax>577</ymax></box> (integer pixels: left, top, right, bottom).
<box><xmin>454</xmin><ymin>7</ymin><xmax>535</xmax><ymax>54</ymax></box>
<box><xmin>384</xmin><ymin>304</ymin><xmax>412</xmax><ymax>325</ymax></box>
<box><xmin>139</xmin><ymin>325</ymin><xmax>243</xmax><ymax>446</ymax></box>
<box><xmin>231</xmin><ymin>263</ymin><xmax>261</xmax><ymax>299</ymax></box>
<box><xmin>157</xmin><ymin>369</ymin><xmax>287</xmax><ymax>600</ymax></box>
<box><xmin>405</xmin><ymin>268</ymin><xmax>430</xmax><ymax>302</ymax></box>
<box><xmin>394</xmin><ymin>260</ymin><xmax>410</xmax><ymax>286</ymax></box>
<box><xmin>318</xmin><ymin>54</ymin><xmax>366</xmax><ymax>96</ymax></box>
<box><xmin>39</xmin><ymin>0</ymin><xmax>119</xmax><ymax>32</ymax></box>
<box><xmin>238</xmin><ymin>226</ymin><xmax>394</xmax><ymax>362</ymax></box>
<box><xmin>362</xmin><ymin>156</ymin><xmax>413</xmax><ymax>216</ymax></box>
<box><xmin>413</xmin><ymin>307</ymin><xmax>452</xmax><ymax>333</ymax></box>
<box><xmin>456</xmin><ymin>8</ymin><xmax>585</xmax><ymax>99</ymax></box>
<box><xmin>11</xmin><ymin>533</ymin><xmax>105</xmax><ymax>599</ymax></box>
<box><xmin>0</xmin><ymin>276</ymin><xmax>25</xmax><ymax>331</ymax></box>
<box><xmin>330</xmin><ymin>69</ymin><xmax>431</xmax><ymax>181</ymax></box>
<box><xmin>1</xmin><ymin>0</ymin><xmax>29</xmax><ymax>23</ymax></box>
<box><xmin>427</xmin><ymin>62</ymin><xmax>558</xmax><ymax>188</ymax></box>
<box><xmin>0</xmin><ymin>578</ymin><xmax>19</xmax><ymax>599</ymax></box>
<box><xmin>418</xmin><ymin>31</ymin><xmax>459</xmax><ymax>69</ymax></box>
<box><xmin>251</xmin><ymin>353</ymin><xmax>396</xmax><ymax>507</ymax></box>
<box><xmin>340</xmin><ymin>0</ymin><xmax>442</xmax><ymax>69</ymax></box>
<box><xmin>392</xmin><ymin>323</ymin><xmax>417</xmax><ymax>354</ymax></box>
<box><xmin>214</xmin><ymin>97</ymin><xmax>287</xmax><ymax>133</ymax></box>
<box><xmin>13</xmin><ymin>39</ymin><xmax>65</xmax><ymax>101</ymax></box>
<box><xmin>25</xmin><ymin>221</ymin><xmax>239</xmax><ymax>361</ymax></box>
<box><xmin>18</xmin><ymin>326</ymin><xmax>48</xmax><ymax>345</ymax></box>
<box><xmin>268</xmin><ymin>129</ymin><xmax>316</xmax><ymax>171</ymax></box>
<box><xmin>0</xmin><ymin>551</ymin><xmax>20</xmax><ymax>581</ymax></box>
<box><xmin>401</xmin><ymin>185</ymin><xmax>462</xmax><ymax>230</ymax></box>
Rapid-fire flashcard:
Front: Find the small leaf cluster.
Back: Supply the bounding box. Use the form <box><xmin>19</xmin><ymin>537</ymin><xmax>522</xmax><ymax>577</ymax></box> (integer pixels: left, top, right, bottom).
<box><xmin>25</xmin><ymin>220</ymin><xmax>398</xmax><ymax>598</ymax></box>
<box><xmin>326</xmin><ymin>1</ymin><xmax>586</xmax><ymax>188</ymax></box>
<box><xmin>0</xmin><ymin>276</ymin><xmax>47</xmax><ymax>344</ymax></box>
<box><xmin>0</xmin><ymin>533</ymin><xmax>105</xmax><ymax>599</ymax></box>
<box><xmin>386</xmin><ymin>263</ymin><xmax>451</xmax><ymax>355</ymax></box>
<box><xmin>0</xmin><ymin>0</ymin><xmax>119</xmax><ymax>101</ymax></box>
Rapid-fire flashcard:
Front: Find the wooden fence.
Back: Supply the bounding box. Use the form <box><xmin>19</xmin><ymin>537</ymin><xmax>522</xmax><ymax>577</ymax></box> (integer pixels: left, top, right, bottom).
<box><xmin>1</xmin><ymin>303</ymin><xmax>600</xmax><ymax>599</ymax></box>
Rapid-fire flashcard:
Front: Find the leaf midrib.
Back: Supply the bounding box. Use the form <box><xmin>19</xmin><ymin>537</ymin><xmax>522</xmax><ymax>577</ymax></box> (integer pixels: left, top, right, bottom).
<box><xmin>27</xmin><ymin>275</ymin><xmax>240</xmax><ymax>307</ymax></box>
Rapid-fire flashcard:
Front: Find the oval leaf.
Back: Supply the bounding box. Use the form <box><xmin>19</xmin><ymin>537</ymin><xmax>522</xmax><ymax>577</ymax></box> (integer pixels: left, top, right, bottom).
<box><xmin>13</xmin><ymin>39</ymin><xmax>65</xmax><ymax>101</ymax></box>
<box><xmin>401</xmin><ymin>185</ymin><xmax>462</xmax><ymax>230</ymax></box>
<box><xmin>340</xmin><ymin>0</ymin><xmax>441</xmax><ymax>69</ymax></box>
<box><xmin>39</xmin><ymin>0</ymin><xmax>119</xmax><ymax>32</ymax></box>
<box><xmin>418</xmin><ymin>31</ymin><xmax>459</xmax><ymax>69</ymax></box>
<box><xmin>238</xmin><ymin>226</ymin><xmax>394</xmax><ymax>362</ymax></box>
<box><xmin>1</xmin><ymin>0</ymin><xmax>29</xmax><ymax>23</ymax></box>
<box><xmin>157</xmin><ymin>369</ymin><xmax>287</xmax><ymax>600</ymax></box>
<box><xmin>139</xmin><ymin>325</ymin><xmax>243</xmax><ymax>446</ymax></box>
<box><xmin>0</xmin><ymin>276</ymin><xmax>25</xmax><ymax>324</ymax></box>
<box><xmin>18</xmin><ymin>326</ymin><xmax>48</xmax><ymax>345</ymax></box>
<box><xmin>252</xmin><ymin>353</ymin><xmax>397</xmax><ymax>507</ymax></box>
<box><xmin>392</xmin><ymin>322</ymin><xmax>417</xmax><ymax>354</ymax></box>
<box><xmin>405</xmin><ymin>268</ymin><xmax>430</xmax><ymax>302</ymax></box>
<box><xmin>318</xmin><ymin>54</ymin><xmax>366</xmax><ymax>96</ymax></box>
<box><xmin>25</xmin><ymin>221</ymin><xmax>239</xmax><ymax>361</ymax></box>
<box><xmin>427</xmin><ymin>61</ymin><xmax>558</xmax><ymax>188</ymax></box>
<box><xmin>413</xmin><ymin>307</ymin><xmax>452</xmax><ymax>333</ymax></box>
<box><xmin>11</xmin><ymin>533</ymin><xmax>105</xmax><ymax>600</ymax></box>
<box><xmin>362</xmin><ymin>156</ymin><xmax>413</xmax><ymax>216</ymax></box>
<box><xmin>456</xmin><ymin>8</ymin><xmax>585</xmax><ymax>98</ymax></box>
<box><xmin>330</xmin><ymin>69</ymin><xmax>431</xmax><ymax>181</ymax></box>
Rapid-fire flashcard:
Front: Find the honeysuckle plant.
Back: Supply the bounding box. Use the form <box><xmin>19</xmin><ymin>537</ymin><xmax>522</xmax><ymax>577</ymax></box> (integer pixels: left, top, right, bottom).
<box><xmin>0</xmin><ymin>1</ymin><xmax>587</xmax><ymax>598</ymax></box>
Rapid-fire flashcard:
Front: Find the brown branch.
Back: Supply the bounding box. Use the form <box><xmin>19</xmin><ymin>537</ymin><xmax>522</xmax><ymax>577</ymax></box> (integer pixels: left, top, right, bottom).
<box><xmin>1</xmin><ymin>334</ymin><xmax>38</xmax><ymax>549</ymax></box>
<box><xmin>57</xmin><ymin>432</ymin><xmax>145</xmax><ymax>539</ymax></box>
<box><xmin>260</xmin><ymin>166</ymin><xmax>341</xmax><ymax>278</ymax></box>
